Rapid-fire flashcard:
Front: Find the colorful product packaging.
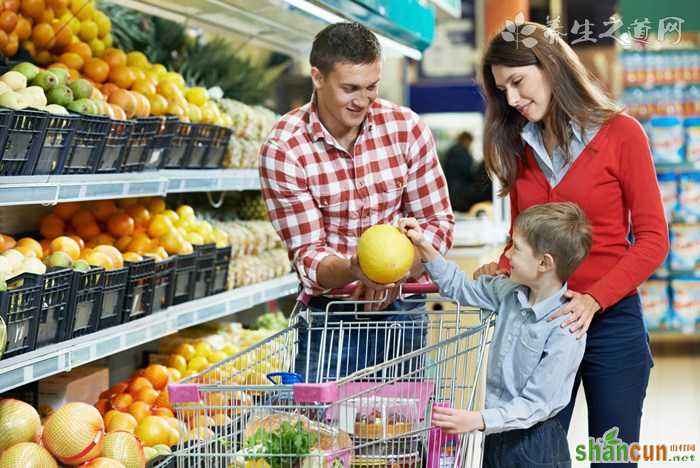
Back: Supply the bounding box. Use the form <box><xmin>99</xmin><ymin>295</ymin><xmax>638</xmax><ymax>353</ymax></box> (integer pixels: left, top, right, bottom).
<box><xmin>657</xmin><ymin>172</ymin><xmax>678</xmax><ymax>221</ymax></box>
<box><xmin>669</xmin><ymin>224</ymin><xmax>700</xmax><ymax>274</ymax></box>
<box><xmin>639</xmin><ymin>280</ymin><xmax>671</xmax><ymax>330</ymax></box>
<box><xmin>670</xmin><ymin>279</ymin><xmax>700</xmax><ymax>332</ymax></box>
<box><xmin>684</xmin><ymin>117</ymin><xmax>700</xmax><ymax>164</ymax></box>
<box><xmin>677</xmin><ymin>173</ymin><xmax>700</xmax><ymax>221</ymax></box>
<box><xmin>649</xmin><ymin>116</ymin><xmax>684</xmax><ymax>165</ymax></box>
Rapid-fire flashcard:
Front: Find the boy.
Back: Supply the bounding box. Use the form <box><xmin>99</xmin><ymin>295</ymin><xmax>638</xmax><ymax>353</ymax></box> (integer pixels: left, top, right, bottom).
<box><xmin>399</xmin><ymin>202</ymin><xmax>592</xmax><ymax>468</ymax></box>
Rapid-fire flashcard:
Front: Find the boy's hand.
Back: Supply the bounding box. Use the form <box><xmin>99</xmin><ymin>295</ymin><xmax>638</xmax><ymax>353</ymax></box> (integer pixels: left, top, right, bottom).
<box><xmin>398</xmin><ymin>217</ymin><xmax>438</xmax><ymax>262</ymax></box>
<box><xmin>431</xmin><ymin>407</ymin><xmax>485</xmax><ymax>434</ymax></box>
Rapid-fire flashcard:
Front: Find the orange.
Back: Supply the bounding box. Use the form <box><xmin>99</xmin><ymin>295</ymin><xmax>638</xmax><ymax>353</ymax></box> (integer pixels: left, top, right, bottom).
<box><xmin>110</xmin><ymin>393</ymin><xmax>133</xmax><ymax>412</ymax></box>
<box><xmin>14</xmin><ymin>16</ymin><xmax>32</xmax><ymax>41</ymax></box>
<box><xmin>127</xmin><ymin>401</ymin><xmax>151</xmax><ymax>423</ymax></box>
<box><xmin>59</xmin><ymin>51</ymin><xmax>83</xmax><ymax>70</ymax></box>
<box><xmin>34</xmin><ymin>49</ymin><xmax>54</xmax><ymax>66</ymax></box>
<box><xmin>67</xmin><ymin>41</ymin><xmax>93</xmax><ymax>62</ymax></box>
<box><xmin>67</xmin><ymin>68</ymin><xmax>80</xmax><ymax>81</ymax></box>
<box><xmin>107</xmin><ymin>212</ymin><xmax>135</xmax><ymax>238</ymax></box>
<box><xmin>108</xmin><ymin>64</ymin><xmax>135</xmax><ymax>89</ymax></box>
<box><xmin>90</xmin><ymin>199</ymin><xmax>117</xmax><ymax>221</ymax></box>
<box><xmin>108</xmin><ymin>88</ymin><xmax>136</xmax><ymax>118</ymax></box>
<box><xmin>165</xmin><ymin>368</ymin><xmax>181</xmax><ymax>383</ymax></box>
<box><xmin>159</xmin><ymin>233</ymin><xmax>182</xmax><ymax>255</ymax></box>
<box><xmin>83</xmin><ymin>57</ymin><xmax>108</xmax><ymax>83</ymax></box>
<box><xmin>127</xmin><ymin>376</ymin><xmax>152</xmax><ymax>394</ymax></box>
<box><xmin>100</xmin><ymin>82</ymin><xmax>120</xmax><ymax>98</ymax></box>
<box><xmin>132</xmin><ymin>91</ymin><xmax>150</xmax><ymax>117</ymax></box>
<box><xmin>175</xmin><ymin>343</ymin><xmax>196</xmax><ymax>361</ymax></box>
<box><xmin>91</xmin><ymin>233</ymin><xmax>115</xmax><ymax>246</ymax></box>
<box><xmin>0</xmin><ymin>30</ymin><xmax>7</xmax><ymax>49</ymax></box>
<box><xmin>31</xmin><ymin>22</ymin><xmax>55</xmax><ymax>49</ymax></box>
<box><xmin>147</xmin><ymin>198</ymin><xmax>166</xmax><ymax>215</ymax></box>
<box><xmin>148</xmin><ymin>214</ymin><xmax>172</xmax><ymax>238</ymax></box>
<box><xmin>131</xmin><ymin>386</ymin><xmax>158</xmax><ymax>405</ymax></box>
<box><xmin>49</xmin><ymin>62</ymin><xmax>69</xmax><ymax>72</ymax></box>
<box><xmin>40</xmin><ymin>213</ymin><xmax>65</xmax><ymax>239</ymax></box>
<box><xmin>122</xmin><ymin>252</ymin><xmax>143</xmax><ymax>262</ymax></box>
<box><xmin>126</xmin><ymin>234</ymin><xmax>150</xmax><ymax>254</ymax></box>
<box><xmin>135</xmin><ymin>416</ymin><xmax>171</xmax><ymax>447</ymax></box>
<box><xmin>94</xmin><ymin>398</ymin><xmax>110</xmax><ymax>415</ymax></box>
<box><xmin>154</xmin><ymin>407</ymin><xmax>174</xmax><ymax>419</ymax></box>
<box><xmin>50</xmin><ymin>236</ymin><xmax>81</xmax><ymax>260</ymax></box>
<box><xmin>20</xmin><ymin>0</ymin><xmax>45</xmax><ymax>20</ymax></box>
<box><xmin>0</xmin><ymin>10</ymin><xmax>18</xmax><ymax>33</ymax></box>
<box><xmin>71</xmin><ymin>207</ymin><xmax>96</xmax><ymax>226</ymax></box>
<box><xmin>38</xmin><ymin>8</ymin><xmax>54</xmax><ymax>23</ymax></box>
<box><xmin>75</xmin><ymin>220</ymin><xmax>100</xmax><ymax>240</ymax></box>
<box><xmin>94</xmin><ymin>245</ymin><xmax>123</xmax><ymax>268</ymax></box>
<box><xmin>102</xmin><ymin>47</ymin><xmax>126</xmax><ymax>69</ymax></box>
<box><xmin>52</xmin><ymin>21</ymin><xmax>72</xmax><ymax>49</ymax></box>
<box><xmin>16</xmin><ymin>237</ymin><xmax>44</xmax><ymax>259</ymax></box>
<box><xmin>148</xmin><ymin>94</ymin><xmax>168</xmax><ymax>116</ymax></box>
<box><xmin>126</xmin><ymin>205</ymin><xmax>150</xmax><ymax>227</ymax></box>
<box><xmin>3</xmin><ymin>0</ymin><xmax>19</xmax><ymax>12</ymax></box>
<box><xmin>143</xmin><ymin>364</ymin><xmax>169</xmax><ymax>390</ymax></box>
<box><xmin>53</xmin><ymin>201</ymin><xmax>81</xmax><ymax>220</ymax></box>
<box><xmin>114</xmin><ymin>235</ymin><xmax>132</xmax><ymax>252</ymax></box>
<box><xmin>0</xmin><ymin>32</ymin><xmax>14</xmax><ymax>57</ymax></box>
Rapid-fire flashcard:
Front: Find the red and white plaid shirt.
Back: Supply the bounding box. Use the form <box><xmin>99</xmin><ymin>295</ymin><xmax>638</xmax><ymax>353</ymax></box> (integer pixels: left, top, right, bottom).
<box><xmin>259</xmin><ymin>98</ymin><xmax>454</xmax><ymax>298</ymax></box>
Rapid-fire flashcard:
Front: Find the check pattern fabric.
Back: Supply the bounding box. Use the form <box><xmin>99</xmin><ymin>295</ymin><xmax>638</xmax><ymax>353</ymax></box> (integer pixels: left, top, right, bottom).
<box><xmin>259</xmin><ymin>98</ymin><xmax>454</xmax><ymax>298</ymax></box>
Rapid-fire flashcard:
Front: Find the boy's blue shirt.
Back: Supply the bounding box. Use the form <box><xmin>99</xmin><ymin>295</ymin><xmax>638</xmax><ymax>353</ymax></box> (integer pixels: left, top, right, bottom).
<box><xmin>424</xmin><ymin>255</ymin><xmax>586</xmax><ymax>434</ymax></box>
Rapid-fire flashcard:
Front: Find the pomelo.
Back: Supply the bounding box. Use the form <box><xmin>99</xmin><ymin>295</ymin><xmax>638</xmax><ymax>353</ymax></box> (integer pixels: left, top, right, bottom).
<box><xmin>357</xmin><ymin>224</ymin><xmax>415</xmax><ymax>284</ymax></box>
<box><xmin>101</xmin><ymin>431</ymin><xmax>145</xmax><ymax>468</ymax></box>
<box><xmin>0</xmin><ymin>442</ymin><xmax>57</xmax><ymax>468</ymax></box>
<box><xmin>81</xmin><ymin>458</ymin><xmax>125</xmax><ymax>468</ymax></box>
<box><xmin>0</xmin><ymin>398</ymin><xmax>42</xmax><ymax>453</ymax></box>
<box><xmin>42</xmin><ymin>402</ymin><xmax>105</xmax><ymax>465</ymax></box>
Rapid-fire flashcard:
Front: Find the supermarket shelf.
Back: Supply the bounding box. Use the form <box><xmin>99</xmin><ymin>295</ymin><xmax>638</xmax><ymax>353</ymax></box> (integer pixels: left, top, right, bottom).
<box><xmin>162</xmin><ymin>169</ymin><xmax>260</xmax><ymax>193</ymax></box>
<box><xmin>0</xmin><ymin>169</ymin><xmax>261</xmax><ymax>206</ymax></box>
<box><xmin>0</xmin><ymin>274</ymin><xmax>298</xmax><ymax>394</ymax></box>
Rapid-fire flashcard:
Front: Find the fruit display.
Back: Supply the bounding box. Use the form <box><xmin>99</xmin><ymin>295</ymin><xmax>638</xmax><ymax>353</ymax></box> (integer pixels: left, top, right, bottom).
<box><xmin>218</xmin><ymin>99</ymin><xmax>277</xmax><ymax>169</ymax></box>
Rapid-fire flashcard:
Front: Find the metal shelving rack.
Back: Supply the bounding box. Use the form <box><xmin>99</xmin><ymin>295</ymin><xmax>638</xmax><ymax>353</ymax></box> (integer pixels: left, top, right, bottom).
<box><xmin>0</xmin><ymin>274</ymin><xmax>298</xmax><ymax>394</ymax></box>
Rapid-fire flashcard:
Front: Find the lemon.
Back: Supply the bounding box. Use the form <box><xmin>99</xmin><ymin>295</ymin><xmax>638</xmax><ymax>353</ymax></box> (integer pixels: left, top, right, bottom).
<box><xmin>185</xmin><ymin>87</ymin><xmax>208</xmax><ymax>106</ymax></box>
<box><xmin>187</xmin><ymin>356</ymin><xmax>209</xmax><ymax>372</ymax></box>
<box><xmin>126</xmin><ymin>51</ymin><xmax>149</xmax><ymax>69</ymax></box>
<box><xmin>194</xmin><ymin>341</ymin><xmax>213</xmax><ymax>357</ymax></box>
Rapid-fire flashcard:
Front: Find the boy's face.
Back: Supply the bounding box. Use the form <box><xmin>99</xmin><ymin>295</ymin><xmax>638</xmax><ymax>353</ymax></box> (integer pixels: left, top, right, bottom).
<box><xmin>505</xmin><ymin>231</ymin><xmax>545</xmax><ymax>287</ymax></box>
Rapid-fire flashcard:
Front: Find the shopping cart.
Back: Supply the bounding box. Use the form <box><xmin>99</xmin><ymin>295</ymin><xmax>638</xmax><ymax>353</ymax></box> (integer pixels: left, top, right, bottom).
<box><xmin>165</xmin><ymin>283</ymin><xmax>495</xmax><ymax>468</ymax></box>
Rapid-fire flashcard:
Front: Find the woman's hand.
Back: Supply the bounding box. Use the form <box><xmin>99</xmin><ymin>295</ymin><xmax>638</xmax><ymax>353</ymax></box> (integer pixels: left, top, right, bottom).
<box><xmin>548</xmin><ymin>291</ymin><xmax>601</xmax><ymax>339</ymax></box>
<box><xmin>472</xmin><ymin>262</ymin><xmax>509</xmax><ymax>280</ymax></box>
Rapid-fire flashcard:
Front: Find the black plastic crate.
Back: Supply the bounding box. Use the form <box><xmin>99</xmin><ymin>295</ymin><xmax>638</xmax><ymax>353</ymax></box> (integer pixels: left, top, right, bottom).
<box><xmin>96</xmin><ymin>119</ymin><xmax>133</xmax><ymax>174</ymax></box>
<box><xmin>152</xmin><ymin>256</ymin><xmax>176</xmax><ymax>312</ymax></box>
<box><xmin>65</xmin><ymin>267</ymin><xmax>104</xmax><ymax>340</ymax></box>
<box><xmin>33</xmin><ymin>113</ymin><xmax>79</xmax><ymax>175</ymax></box>
<box><xmin>193</xmin><ymin>244</ymin><xmax>216</xmax><ymax>299</ymax></box>
<box><xmin>34</xmin><ymin>267</ymin><xmax>73</xmax><ymax>350</ymax></box>
<box><xmin>62</xmin><ymin>113</ymin><xmax>111</xmax><ymax>174</ymax></box>
<box><xmin>121</xmin><ymin>117</ymin><xmax>160</xmax><ymax>172</ymax></box>
<box><xmin>160</xmin><ymin>120</ymin><xmax>193</xmax><ymax>169</ymax></box>
<box><xmin>0</xmin><ymin>109</ymin><xmax>49</xmax><ymax>176</ymax></box>
<box><xmin>122</xmin><ymin>257</ymin><xmax>156</xmax><ymax>323</ymax></box>
<box><xmin>184</xmin><ymin>124</ymin><xmax>214</xmax><ymax>169</ymax></box>
<box><xmin>143</xmin><ymin>116</ymin><xmax>178</xmax><ymax>171</ymax></box>
<box><xmin>0</xmin><ymin>273</ymin><xmax>42</xmax><ymax>359</ymax></box>
<box><xmin>203</xmin><ymin>125</ymin><xmax>233</xmax><ymax>169</ymax></box>
<box><xmin>98</xmin><ymin>267</ymin><xmax>128</xmax><ymax>330</ymax></box>
<box><xmin>211</xmin><ymin>246</ymin><xmax>231</xmax><ymax>295</ymax></box>
<box><xmin>172</xmin><ymin>252</ymin><xmax>196</xmax><ymax>305</ymax></box>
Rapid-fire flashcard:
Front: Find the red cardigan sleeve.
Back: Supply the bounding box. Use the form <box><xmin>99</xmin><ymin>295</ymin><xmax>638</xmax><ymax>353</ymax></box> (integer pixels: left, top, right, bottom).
<box><xmin>584</xmin><ymin>118</ymin><xmax>670</xmax><ymax>309</ymax></box>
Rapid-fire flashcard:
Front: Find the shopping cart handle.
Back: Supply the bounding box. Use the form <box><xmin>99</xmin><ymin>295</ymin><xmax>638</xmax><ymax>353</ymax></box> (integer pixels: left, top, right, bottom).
<box><xmin>329</xmin><ymin>282</ymin><xmax>439</xmax><ymax>295</ymax></box>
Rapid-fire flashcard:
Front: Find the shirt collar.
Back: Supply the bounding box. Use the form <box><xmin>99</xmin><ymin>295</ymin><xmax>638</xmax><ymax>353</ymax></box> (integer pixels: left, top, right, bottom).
<box><xmin>514</xmin><ymin>283</ymin><xmax>568</xmax><ymax>321</ymax></box>
<box><xmin>520</xmin><ymin>121</ymin><xmax>590</xmax><ymax>146</ymax></box>
<box><xmin>307</xmin><ymin>92</ymin><xmax>376</xmax><ymax>144</ymax></box>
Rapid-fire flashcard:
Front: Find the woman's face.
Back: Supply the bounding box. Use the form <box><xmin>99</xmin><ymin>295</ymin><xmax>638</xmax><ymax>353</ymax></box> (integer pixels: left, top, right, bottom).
<box><xmin>491</xmin><ymin>64</ymin><xmax>552</xmax><ymax>123</ymax></box>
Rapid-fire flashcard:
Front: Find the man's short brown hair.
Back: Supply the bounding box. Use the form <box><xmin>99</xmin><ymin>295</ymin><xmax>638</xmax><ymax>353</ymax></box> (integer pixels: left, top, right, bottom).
<box><xmin>514</xmin><ymin>202</ymin><xmax>592</xmax><ymax>281</ymax></box>
<box><xmin>310</xmin><ymin>22</ymin><xmax>381</xmax><ymax>74</ymax></box>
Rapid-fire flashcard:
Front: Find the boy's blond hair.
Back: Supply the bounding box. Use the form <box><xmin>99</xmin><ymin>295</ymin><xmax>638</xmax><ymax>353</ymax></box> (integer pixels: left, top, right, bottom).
<box><xmin>513</xmin><ymin>202</ymin><xmax>592</xmax><ymax>281</ymax></box>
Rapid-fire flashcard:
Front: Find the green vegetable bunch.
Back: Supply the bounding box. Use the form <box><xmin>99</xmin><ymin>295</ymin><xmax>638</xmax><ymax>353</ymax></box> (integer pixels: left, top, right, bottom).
<box><xmin>245</xmin><ymin>421</ymin><xmax>318</xmax><ymax>468</ymax></box>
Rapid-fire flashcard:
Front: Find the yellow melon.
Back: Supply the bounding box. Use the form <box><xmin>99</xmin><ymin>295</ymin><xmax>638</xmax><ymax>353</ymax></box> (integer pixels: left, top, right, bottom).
<box><xmin>357</xmin><ymin>224</ymin><xmax>415</xmax><ymax>284</ymax></box>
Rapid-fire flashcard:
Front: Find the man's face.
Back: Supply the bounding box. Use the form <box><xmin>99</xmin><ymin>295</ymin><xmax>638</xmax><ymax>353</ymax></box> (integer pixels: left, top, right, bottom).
<box><xmin>312</xmin><ymin>60</ymin><xmax>381</xmax><ymax>131</ymax></box>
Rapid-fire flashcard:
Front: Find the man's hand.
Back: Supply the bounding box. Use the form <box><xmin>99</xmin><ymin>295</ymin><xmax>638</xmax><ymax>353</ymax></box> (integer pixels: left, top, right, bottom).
<box><xmin>348</xmin><ymin>255</ymin><xmax>399</xmax><ymax>311</ymax></box>
<box><xmin>432</xmin><ymin>407</ymin><xmax>485</xmax><ymax>434</ymax></box>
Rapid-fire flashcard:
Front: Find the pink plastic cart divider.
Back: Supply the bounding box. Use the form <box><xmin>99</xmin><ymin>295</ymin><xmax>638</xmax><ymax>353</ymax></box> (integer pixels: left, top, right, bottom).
<box><xmin>168</xmin><ymin>383</ymin><xmax>202</xmax><ymax>403</ymax></box>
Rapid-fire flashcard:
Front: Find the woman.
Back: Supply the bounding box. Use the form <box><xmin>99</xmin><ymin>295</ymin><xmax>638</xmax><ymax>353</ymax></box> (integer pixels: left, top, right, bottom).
<box><xmin>474</xmin><ymin>22</ymin><xmax>668</xmax><ymax>468</ymax></box>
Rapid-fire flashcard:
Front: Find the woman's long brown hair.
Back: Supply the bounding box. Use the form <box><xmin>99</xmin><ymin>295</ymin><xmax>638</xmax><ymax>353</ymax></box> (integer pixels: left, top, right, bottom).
<box><xmin>481</xmin><ymin>21</ymin><xmax>621</xmax><ymax>196</ymax></box>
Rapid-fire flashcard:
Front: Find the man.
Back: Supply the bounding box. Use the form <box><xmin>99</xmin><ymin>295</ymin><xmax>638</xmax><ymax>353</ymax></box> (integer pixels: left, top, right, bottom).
<box><xmin>259</xmin><ymin>22</ymin><xmax>454</xmax><ymax>382</ymax></box>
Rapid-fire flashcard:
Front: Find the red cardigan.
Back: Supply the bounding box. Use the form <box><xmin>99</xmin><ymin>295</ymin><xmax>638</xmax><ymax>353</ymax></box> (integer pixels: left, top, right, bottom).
<box><xmin>498</xmin><ymin>113</ymin><xmax>669</xmax><ymax>310</ymax></box>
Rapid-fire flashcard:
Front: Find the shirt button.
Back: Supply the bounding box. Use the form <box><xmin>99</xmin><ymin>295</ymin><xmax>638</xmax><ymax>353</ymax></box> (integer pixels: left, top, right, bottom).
<box><xmin>508</xmin><ymin>334</ymin><xmax>512</xmax><ymax>341</ymax></box>
<box><xmin>358</xmin><ymin>181</ymin><xmax>364</xmax><ymax>187</ymax></box>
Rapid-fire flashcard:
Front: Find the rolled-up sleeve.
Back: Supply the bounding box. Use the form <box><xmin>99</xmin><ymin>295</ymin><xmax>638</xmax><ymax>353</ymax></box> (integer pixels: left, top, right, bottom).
<box><xmin>402</xmin><ymin>115</ymin><xmax>454</xmax><ymax>255</ymax></box>
<box><xmin>480</xmin><ymin>324</ymin><xmax>585</xmax><ymax>434</ymax></box>
<box><xmin>259</xmin><ymin>139</ymin><xmax>337</xmax><ymax>295</ymax></box>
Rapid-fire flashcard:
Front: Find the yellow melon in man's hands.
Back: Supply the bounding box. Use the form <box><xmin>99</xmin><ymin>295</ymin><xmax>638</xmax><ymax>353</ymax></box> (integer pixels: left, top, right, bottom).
<box><xmin>357</xmin><ymin>224</ymin><xmax>415</xmax><ymax>284</ymax></box>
